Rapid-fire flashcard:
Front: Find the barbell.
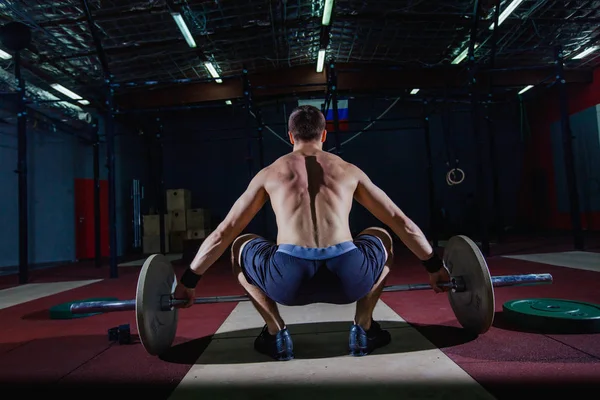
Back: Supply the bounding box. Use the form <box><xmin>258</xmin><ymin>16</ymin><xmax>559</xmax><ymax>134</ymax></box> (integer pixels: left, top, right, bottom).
<box><xmin>69</xmin><ymin>235</ymin><xmax>553</xmax><ymax>356</ymax></box>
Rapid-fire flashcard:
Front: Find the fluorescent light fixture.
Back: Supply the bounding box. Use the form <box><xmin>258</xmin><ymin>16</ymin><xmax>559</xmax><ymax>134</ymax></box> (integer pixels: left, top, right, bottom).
<box><xmin>316</xmin><ymin>49</ymin><xmax>326</xmax><ymax>73</ymax></box>
<box><xmin>225</xmin><ymin>100</ymin><xmax>232</xmax><ymax>105</ymax></box>
<box><xmin>51</xmin><ymin>83</ymin><xmax>82</xmax><ymax>99</ymax></box>
<box><xmin>204</xmin><ymin>62</ymin><xmax>223</xmax><ymax>83</ymax></box>
<box><xmin>410</xmin><ymin>88</ymin><xmax>420</xmax><ymax>95</ymax></box>
<box><xmin>0</xmin><ymin>48</ymin><xmax>11</xmax><ymax>60</ymax></box>
<box><xmin>518</xmin><ymin>85</ymin><xmax>533</xmax><ymax>95</ymax></box>
<box><xmin>51</xmin><ymin>83</ymin><xmax>90</xmax><ymax>105</ymax></box>
<box><xmin>489</xmin><ymin>0</ymin><xmax>524</xmax><ymax>30</ymax></box>
<box><xmin>322</xmin><ymin>0</ymin><xmax>334</xmax><ymax>26</ymax></box>
<box><xmin>171</xmin><ymin>12</ymin><xmax>197</xmax><ymax>48</ymax></box>
<box><xmin>572</xmin><ymin>46</ymin><xmax>599</xmax><ymax>60</ymax></box>
<box><xmin>451</xmin><ymin>44</ymin><xmax>479</xmax><ymax>64</ymax></box>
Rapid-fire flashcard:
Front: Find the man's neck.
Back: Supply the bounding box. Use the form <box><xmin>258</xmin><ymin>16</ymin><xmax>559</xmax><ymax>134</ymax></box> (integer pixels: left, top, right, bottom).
<box><xmin>292</xmin><ymin>141</ymin><xmax>323</xmax><ymax>154</ymax></box>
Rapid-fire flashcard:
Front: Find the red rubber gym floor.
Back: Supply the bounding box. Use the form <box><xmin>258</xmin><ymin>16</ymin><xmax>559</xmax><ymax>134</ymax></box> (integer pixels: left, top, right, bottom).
<box><xmin>1</xmin><ymin>237</ymin><xmax>599</xmax><ymax>398</ymax></box>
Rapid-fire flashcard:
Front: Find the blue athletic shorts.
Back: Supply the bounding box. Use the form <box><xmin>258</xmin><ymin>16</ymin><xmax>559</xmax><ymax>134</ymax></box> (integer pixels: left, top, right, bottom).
<box><xmin>239</xmin><ymin>234</ymin><xmax>388</xmax><ymax>306</ymax></box>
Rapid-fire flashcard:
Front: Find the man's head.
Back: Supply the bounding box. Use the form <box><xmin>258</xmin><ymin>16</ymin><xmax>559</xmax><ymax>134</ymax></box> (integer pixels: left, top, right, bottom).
<box><xmin>288</xmin><ymin>105</ymin><xmax>327</xmax><ymax>144</ymax></box>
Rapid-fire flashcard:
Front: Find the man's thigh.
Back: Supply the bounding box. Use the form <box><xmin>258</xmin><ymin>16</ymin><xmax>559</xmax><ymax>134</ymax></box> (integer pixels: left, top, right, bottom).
<box><xmin>357</xmin><ymin>227</ymin><xmax>393</xmax><ymax>265</ymax></box>
<box><xmin>325</xmin><ymin>234</ymin><xmax>388</xmax><ymax>303</ymax></box>
<box><xmin>231</xmin><ymin>233</ymin><xmax>261</xmax><ymax>274</ymax></box>
<box><xmin>239</xmin><ymin>238</ymin><xmax>310</xmax><ymax>305</ymax></box>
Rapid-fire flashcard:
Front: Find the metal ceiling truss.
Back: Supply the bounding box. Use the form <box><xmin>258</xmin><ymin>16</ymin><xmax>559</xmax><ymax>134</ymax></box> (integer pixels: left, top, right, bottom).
<box><xmin>0</xmin><ymin>0</ymin><xmax>597</xmax><ymax>117</ymax></box>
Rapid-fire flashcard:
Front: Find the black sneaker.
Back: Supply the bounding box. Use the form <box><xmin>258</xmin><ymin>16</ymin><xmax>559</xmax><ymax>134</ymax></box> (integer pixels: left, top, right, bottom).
<box><xmin>254</xmin><ymin>325</ymin><xmax>294</xmax><ymax>361</ymax></box>
<box><xmin>348</xmin><ymin>320</ymin><xmax>391</xmax><ymax>356</ymax></box>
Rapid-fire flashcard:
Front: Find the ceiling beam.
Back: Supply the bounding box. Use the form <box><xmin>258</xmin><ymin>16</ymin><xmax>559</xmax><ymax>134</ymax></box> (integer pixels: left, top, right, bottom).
<box><xmin>36</xmin><ymin>3</ymin><xmax>167</xmax><ymax>27</ymax></box>
<box><xmin>52</xmin><ymin>15</ymin><xmax>318</xmax><ymax>62</ymax></box>
<box><xmin>114</xmin><ymin>63</ymin><xmax>593</xmax><ymax>111</ymax></box>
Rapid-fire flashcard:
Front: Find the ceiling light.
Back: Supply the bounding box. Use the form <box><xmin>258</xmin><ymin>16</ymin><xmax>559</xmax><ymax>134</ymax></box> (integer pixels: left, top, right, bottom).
<box><xmin>410</xmin><ymin>89</ymin><xmax>420</xmax><ymax>95</ymax></box>
<box><xmin>0</xmin><ymin>49</ymin><xmax>11</xmax><ymax>60</ymax></box>
<box><xmin>518</xmin><ymin>85</ymin><xmax>533</xmax><ymax>95</ymax></box>
<box><xmin>451</xmin><ymin>44</ymin><xmax>479</xmax><ymax>64</ymax></box>
<box><xmin>316</xmin><ymin>49</ymin><xmax>326</xmax><ymax>73</ymax></box>
<box><xmin>51</xmin><ymin>83</ymin><xmax>83</xmax><ymax>99</ymax></box>
<box><xmin>322</xmin><ymin>0</ymin><xmax>334</xmax><ymax>26</ymax></box>
<box><xmin>171</xmin><ymin>12</ymin><xmax>197</xmax><ymax>48</ymax></box>
<box><xmin>204</xmin><ymin>62</ymin><xmax>222</xmax><ymax>83</ymax></box>
<box><xmin>572</xmin><ymin>46</ymin><xmax>599</xmax><ymax>60</ymax></box>
<box><xmin>51</xmin><ymin>84</ymin><xmax>90</xmax><ymax>106</ymax></box>
<box><xmin>489</xmin><ymin>0</ymin><xmax>524</xmax><ymax>30</ymax></box>
<box><xmin>225</xmin><ymin>100</ymin><xmax>232</xmax><ymax>105</ymax></box>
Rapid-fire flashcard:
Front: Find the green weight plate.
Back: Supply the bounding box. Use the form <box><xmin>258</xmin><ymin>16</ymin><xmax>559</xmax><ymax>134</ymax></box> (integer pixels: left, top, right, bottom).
<box><xmin>502</xmin><ymin>298</ymin><xmax>600</xmax><ymax>333</ymax></box>
<box><xmin>50</xmin><ymin>297</ymin><xmax>118</xmax><ymax>319</ymax></box>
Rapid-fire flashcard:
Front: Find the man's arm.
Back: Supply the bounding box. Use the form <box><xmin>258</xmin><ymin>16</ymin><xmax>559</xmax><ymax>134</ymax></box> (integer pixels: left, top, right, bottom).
<box><xmin>188</xmin><ymin>169</ymin><xmax>269</xmax><ymax>275</ymax></box>
<box><xmin>352</xmin><ymin>165</ymin><xmax>433</xmax><ymax>260</ymax></box>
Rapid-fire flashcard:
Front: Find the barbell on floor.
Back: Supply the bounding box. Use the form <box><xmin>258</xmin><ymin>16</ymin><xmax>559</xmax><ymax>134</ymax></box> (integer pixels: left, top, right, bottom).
<box><xmin>69</xmin><ymin>235</ymin><xmax>553</xmax><ymax>356</ymax></box>
<box><xmin>71</xmin><ymin>274</ymin><xmax>552</xmax><ymax>313</ymax></box>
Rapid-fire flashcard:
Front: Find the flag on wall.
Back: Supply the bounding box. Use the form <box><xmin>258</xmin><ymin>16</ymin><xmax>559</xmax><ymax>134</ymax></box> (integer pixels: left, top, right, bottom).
<box><xmin>297</xmin><ymin>99</ymin><xmax>349</xmax><ymax>131</ymax></box>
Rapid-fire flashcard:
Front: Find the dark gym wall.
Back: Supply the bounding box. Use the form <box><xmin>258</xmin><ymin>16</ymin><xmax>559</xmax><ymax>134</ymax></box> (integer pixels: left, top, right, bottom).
<box><xmin>0</xmin><ymin>120</ymin><xmax>80</xmax><ymax>269</ymax></box>
<box><xmin>0</xmin><ymin>115</ymin><xmax>148</xmax><ymax>270</ymax></box>
<box><xmin>79</xmin><ymin>117</ymin><xmax>150</xmax><ymax>256</ymax></box>
<box><xmin>161</xmin><ymin>96</ymin><xmax>524</xmax><ymax>241</ymax></box>
<box><xmin>520</xmin><ymin>67</ymin><xmax>600</xmax><ymax>231</ymax></box>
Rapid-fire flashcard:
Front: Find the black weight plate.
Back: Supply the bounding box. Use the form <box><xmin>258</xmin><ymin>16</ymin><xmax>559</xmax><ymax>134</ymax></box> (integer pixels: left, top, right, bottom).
<box><xmin>444</xmin><ymin>235</ymin><xmax>495</xmax><ymax>334</ymax></box>
<box><xmin>136</xmin><ymin>254</ymin><xmax>179</xmax><ymax>356</ymax></box>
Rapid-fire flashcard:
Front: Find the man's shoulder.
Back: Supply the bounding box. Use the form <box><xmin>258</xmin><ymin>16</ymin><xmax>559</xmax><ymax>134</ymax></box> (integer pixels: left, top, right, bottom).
<box><xmin>336</xmin><ymin>158</ymin><xmax>361</xmax><ymax>175</ymax></box>
<box><xmin>257</xmin><ymin>156</ymin><xmax>287</xmax><ymax>178</ymax></box>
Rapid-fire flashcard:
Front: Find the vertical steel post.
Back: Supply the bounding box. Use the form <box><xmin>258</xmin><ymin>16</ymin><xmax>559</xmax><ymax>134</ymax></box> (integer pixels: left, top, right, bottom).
<box><xmin>242</xmin><ymin>67</ymin><xmax>255</xmax><ymax>179</ymax></box>
<box><xmin>255</xmin><ymin>110</ymin><xmax>266</xmax><ymax>169</ymax></box>
<box><xmin>422</xmin><ymin>100</ymin><xmax>438</xmax><ymax>248</ymax></box>
<box><xmin>15</xmin><ymin>51</ymin><xmax>28</xmax><ymax>284</ymax></box>
<box><xmin>555</xmin><ymin>46</ymin><xmax>584</xmax><ymax>250</ymax></box>
<box><xmin>321</xmin><ymin>94</ymin><xmax>332</xmax><ymax>117</ymax></box>
<box><xmin>255</xmin><ymin>109</ymin><xmax>268</xmax><ymax>236</ymax></box>
<box><xmin>486</xmin><ymin>0</ymin><xmax>504</xmax><ymax>242</ymax></box>
<box><xmin>467</xmin><ymin>0</ymin><xmax>490</xmax><ymax>256</ymax></box>
<box><xmin>327</xmin><ymin>62</ymin><xmax>343</xmax><ymax>154</ymax></box>
<box><xmin>92</xmin><ymin>121</ymin><xmax>102</xmax><ymax>267</ymax></box>
<box><xmin>82</xmin><ymin>0</ymin><xmax>118</xmax><ymax>277</ymax></box>
<box><xmin>242</xmin><ymin>67</ymin><xmax>269</xmax><ymax>236</ymax></box>
<box><xmin>156</xmin><ymin>119</ymin><xmax>167</xmax><ymax>254</ymax></box>
<box><xmin>104</xmin><ymin>101</ymin><xmax>118</xmax><ymax>277</ymax></box>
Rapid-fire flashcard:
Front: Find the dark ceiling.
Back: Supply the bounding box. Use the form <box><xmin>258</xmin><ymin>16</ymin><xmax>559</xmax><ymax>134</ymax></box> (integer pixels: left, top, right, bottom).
<box><xmin>0</xmin><ymin>0</ymin><xmax>598</xmax><ymax>121</ymax></box>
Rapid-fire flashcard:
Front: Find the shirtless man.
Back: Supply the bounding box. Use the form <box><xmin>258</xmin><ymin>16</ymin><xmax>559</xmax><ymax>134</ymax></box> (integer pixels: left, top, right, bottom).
<box><xmin>174</xmin><ymin>105</ymin><xmax>450</xmax><ymax>361</ymax></box>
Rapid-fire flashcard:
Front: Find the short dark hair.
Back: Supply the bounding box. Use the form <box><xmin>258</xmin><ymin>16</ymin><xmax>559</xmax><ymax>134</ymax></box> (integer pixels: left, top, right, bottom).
<box><xmin>288</xmin><ymin>105</ymin><xmax>326</xmax><ymax>142</ymax></box>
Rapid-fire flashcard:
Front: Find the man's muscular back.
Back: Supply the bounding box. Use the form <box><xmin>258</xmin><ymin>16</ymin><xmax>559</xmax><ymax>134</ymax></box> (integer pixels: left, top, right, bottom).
<box><xmin>181</xmin><ymin>104</ymin><xmax>441</xmax><ymax>301</ymax></box>
<box><xmin>263</xmin><ymin>149</ymin><xmax>356</xmax><ymax>248</ymax></box>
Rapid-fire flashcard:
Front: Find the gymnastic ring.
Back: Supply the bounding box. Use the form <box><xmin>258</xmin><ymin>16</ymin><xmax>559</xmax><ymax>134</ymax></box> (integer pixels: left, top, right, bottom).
<box><xmin>446</xmin><ymin>168</ymin><xmax>465</xmax><ymax>186</ymax></box>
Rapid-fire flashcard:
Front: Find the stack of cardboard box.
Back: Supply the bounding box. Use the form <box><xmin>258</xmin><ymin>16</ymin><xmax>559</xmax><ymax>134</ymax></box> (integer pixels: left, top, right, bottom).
<box><xmin>185</xmin><ymin>208</ymin><xmax>211</xmax><ymax>240</ymax></box>
<box><xmin>165</xmin><ymin>188</ymin><xmax>191</xmax><ymax>253</ymax></box>
<box><xmin>142</xmin><ymin>188</ymin><xmax>211</xmax><ymax>254</ymax></box>
<box><xmin>142</xmin><ymin>214</ymin><xmax>171</xmax><ymax>254</ymax></box>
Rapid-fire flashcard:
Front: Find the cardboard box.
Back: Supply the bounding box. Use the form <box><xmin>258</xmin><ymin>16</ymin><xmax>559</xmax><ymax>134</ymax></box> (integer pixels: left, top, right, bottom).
<box><xmin>186</xmin><ymin>208</ymin><xmax>210</xmax><ymax>229</ymax></box>
<box><xmin>186</xmin><ymin>229</ymin><xmax>209</xmax><ymax>240</ymax></box>
<box><xmin>166</xmin><ymin>189</ymin><xmax>191</xmax><ymax>211</ymax></box>
<box><xmin>143</xmin><ymin>235</ymin><xmax>169</xmax><ymax>254</ymax></box>
<box><xmin>170</xmin><ymin>231</ymin><xmax>186</xmax><ymax>253</ymax></box>
<box><xmin>170</xmin><ymin>209</ymin><xmax>187</xmax><ymax>231</ymax></box>
<box><xmin>142</xmin><ymin>214</ymin><xmax>171</xmax><ymax>236</ymax></box>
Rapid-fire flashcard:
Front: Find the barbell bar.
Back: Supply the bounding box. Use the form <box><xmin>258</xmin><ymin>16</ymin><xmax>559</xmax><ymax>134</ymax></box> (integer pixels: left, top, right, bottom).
<box><xmin>62</xmin><ymin>235</ymin><xmax>556</xmax><ymax>356</ymax></box>
<box><xmin>70</xmin><ymin>273</ymin><xmax>552</xmax><ymax>315</ymax></box>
